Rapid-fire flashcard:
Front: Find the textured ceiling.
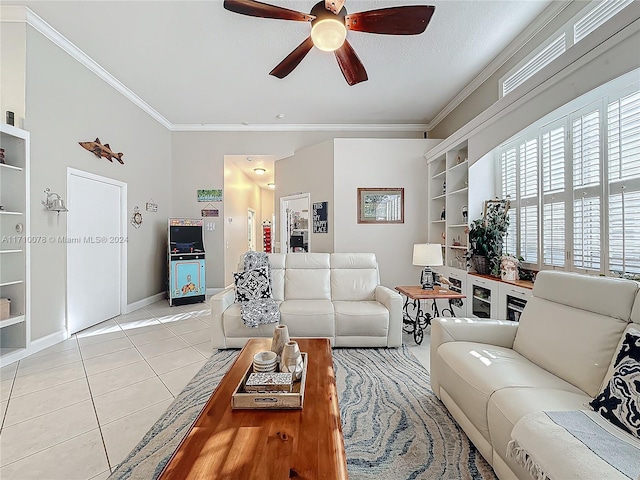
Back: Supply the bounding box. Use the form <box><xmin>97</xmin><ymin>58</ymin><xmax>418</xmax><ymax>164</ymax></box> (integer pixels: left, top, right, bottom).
<box><xmin>5</xmin><ymin>0</ymin><xmax>553</xmax><ymax>127</ymax></box>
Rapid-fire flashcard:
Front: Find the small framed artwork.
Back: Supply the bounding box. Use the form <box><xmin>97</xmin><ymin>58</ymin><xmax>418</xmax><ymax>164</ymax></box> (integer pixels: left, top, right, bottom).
<box><xmin>197</xmin><ymin>189</ymin><xmax>223</xmax><ymax>202</ymax></box>
<box><xmin>357</xmin><ymin>188</ymin><xmax>404</xmax><ymax>224</ymax></box>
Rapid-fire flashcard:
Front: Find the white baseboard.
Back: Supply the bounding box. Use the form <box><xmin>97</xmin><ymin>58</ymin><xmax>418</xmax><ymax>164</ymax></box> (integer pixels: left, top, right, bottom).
<box><xmin>28</xmin><ymin>330</ymin><xmax>68</xmax><ymax>355</ymax></box>
<box><xmin>206</xmin><ymin>288</ymin><xmax>224</xmax><ymax>295</ymax></box>
<box><xmin>125</xmin><ymin>292</ymin><xmax>166</xmax><ymax>314</ymax></box>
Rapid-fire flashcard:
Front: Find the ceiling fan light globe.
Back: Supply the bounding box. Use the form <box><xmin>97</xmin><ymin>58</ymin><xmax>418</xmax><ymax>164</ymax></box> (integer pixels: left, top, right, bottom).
<box><xmin>311</xmin><ymin>18</ymin><xmax>346</xmax><ymax>52</ymax></box>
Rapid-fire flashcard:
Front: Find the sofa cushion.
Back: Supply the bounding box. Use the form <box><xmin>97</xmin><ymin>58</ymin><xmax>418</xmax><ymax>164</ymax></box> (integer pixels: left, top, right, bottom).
<box><xmin>222</xmin><ymin>303</ymin><xmax>278</xmax><ymax>338</ymax></box>
<box><xmin>514</xmin><ymin>297</ymin><xmax>629</xmax><ymax>397</ymax></box>
<box><xmin>268</xmin><ymin>254</ymin><xmax>286</xmax><ymax>301</ymax></box>
<box><xmin>487</xmin><ymin>387</ymin><xmax>591</xmax><ymax>464</ymax></box>
<box><xmin>284</xmin><ymin>253</ymin><xmax>331</xmax><ymax>300</ymax></box>
<box><xmin>334</xmin><ymin>301</ymin><xmax>389</xmax><ymax>337</ymax></box>
<box><xmin>233</xmin><ymin>267</ymin><xmax>272</xmax><ymax>302</ymax></box>
<box><xmin>531</xmin><ymin>271</ymin><xmax>638</xmax><ymax>321</ymax></box>
<box><xmin>632</xmin><ymin>291</ymin><xmax>640</xmax><ymax>325</ymax></box>
<box><xmin>330</xmin><ymin>255</ymin><xmax>378</xmax><ymax>302</ymax></box>
<box><xmin>436</xmin><ymin>341</ymin><xmax>584</xmax><ymax>442</ymax></box>
<box><xmin>590</xmin><ymin>329</ymin><xmax>640</xmax><ymax>439</ymax></box>
<box><xmin>279</xmin><ymin>300</ymin><xmax>334</xmax><ymax>338</ymax></box>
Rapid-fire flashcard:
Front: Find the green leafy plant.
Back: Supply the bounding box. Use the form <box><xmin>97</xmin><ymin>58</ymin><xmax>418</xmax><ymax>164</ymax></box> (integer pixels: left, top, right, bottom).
<box><xmin>466</xmin><ymin>200</ymin><xmax>510</xmax><ymax>277</ymax></box>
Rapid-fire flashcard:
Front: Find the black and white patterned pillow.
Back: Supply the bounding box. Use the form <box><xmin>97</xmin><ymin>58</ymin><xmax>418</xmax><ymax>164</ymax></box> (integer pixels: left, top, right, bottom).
<box><xmin>233</xmin><ymin>267</ymin><xmax>272</xmax><ymax>303</ymax></box>
<box><xmin>590</xmin><ymin>329</ymin><xmax>640</xmax><ymax>439</ymax></box>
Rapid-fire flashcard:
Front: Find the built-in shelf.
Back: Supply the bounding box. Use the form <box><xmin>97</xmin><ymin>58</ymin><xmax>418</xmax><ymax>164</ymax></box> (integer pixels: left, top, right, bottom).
<box><xmin>0</xmin><ymin>123</ymin><xmax>30</xmax><ymax>363</ymax></box>
<box><xmin>428</xmin><ymin>140</ymin><xmax>469</xmax><ymax>270</ymax></box>
<box><xmin>0</xmin><ymin>163</ymin><xmax>22</xmax><ymax>172</ymax></box>
<box><xmin>0</xmin><ymin>347</ymin><xmax>25</xmax><ymax>358</ymax></box>
<box><xmin>448</xmin><ymin>187</ymin><xmax>469</xmax><ymax>195</ymax></box>
<box><xmin>0</xmin><ymin>314</ymin><xmax>25</xmax><ymax>329</ymax></box>
<box><xmin>473</xmin><ymin>295</ymin><xmax>491</xmax><ymax>304</ymax></box>
<box><xmin>448</xmin><ymin>160</ymin><xmax>468</xmax><ymax>172</ymax></box>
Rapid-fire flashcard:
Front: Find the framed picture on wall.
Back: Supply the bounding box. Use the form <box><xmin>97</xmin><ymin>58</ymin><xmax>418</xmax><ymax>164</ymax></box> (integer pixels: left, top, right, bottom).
<box><xmin>357</xmin><ymin>188</ymin><xmax>404</xmax><ymax>224</ymax></box>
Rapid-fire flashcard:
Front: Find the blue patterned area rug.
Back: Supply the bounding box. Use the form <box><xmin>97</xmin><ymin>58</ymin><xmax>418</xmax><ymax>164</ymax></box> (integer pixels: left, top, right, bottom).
<box><xmin>109</xmin><ymin>346</ymin><xmax>496</xmax><ymax>480</ymax></box>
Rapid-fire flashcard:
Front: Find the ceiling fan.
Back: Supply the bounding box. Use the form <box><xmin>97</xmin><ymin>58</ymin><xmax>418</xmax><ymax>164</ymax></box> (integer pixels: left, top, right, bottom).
<box><xmin>223</xmin><ymin>0</ymin><xmax>435</xmax><ymax>86</ymax></box>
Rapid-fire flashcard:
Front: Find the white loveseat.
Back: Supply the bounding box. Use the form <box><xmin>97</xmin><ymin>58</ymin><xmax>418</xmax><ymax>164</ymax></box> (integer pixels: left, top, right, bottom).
<box><xmin>210</xmin><ymin>253</ymin><xmax>402</xmax><ymax>349</ymax></box>
<box><xmin>430</xmin><ymin>271</ymin><xmax>640</xmax><ymax>480</ymax></box>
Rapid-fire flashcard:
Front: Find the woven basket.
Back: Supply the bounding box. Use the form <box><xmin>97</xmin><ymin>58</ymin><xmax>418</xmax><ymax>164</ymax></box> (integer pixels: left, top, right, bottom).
<box><xmin>472</xmin><ymin>255</ymin><xmax>490</xmax><ymax>275</ymax></box>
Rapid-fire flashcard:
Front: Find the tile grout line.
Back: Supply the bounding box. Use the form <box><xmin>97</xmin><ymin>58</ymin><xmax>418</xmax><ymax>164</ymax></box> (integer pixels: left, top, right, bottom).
<box><xmin>77</xmin><ymin>329</ymin><xmax>114</xmax><ymax>474</ymax></box>
<box><xmin>0</xmin><ymin>361</ymin><xmax>20</xmax><ymax>434</ymax></box>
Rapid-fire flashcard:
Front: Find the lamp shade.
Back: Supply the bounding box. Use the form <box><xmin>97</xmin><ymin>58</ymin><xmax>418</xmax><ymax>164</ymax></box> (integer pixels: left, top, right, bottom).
<box><xmin>412</xmin><ymin>243</ymin><xmax>443</xmax><ymax>267</ymax></box>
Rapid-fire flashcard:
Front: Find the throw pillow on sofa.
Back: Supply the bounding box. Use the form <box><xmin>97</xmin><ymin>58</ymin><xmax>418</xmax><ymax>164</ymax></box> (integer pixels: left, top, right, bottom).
<box><xmin>233</xmin><ymin>267</ymin><xmax>272</xmax><ymax>303</ymax></box>
<box><xmin>590</xmin><ymin>329</ymin><xmax>640</xmax><ymax>439</ymax></box>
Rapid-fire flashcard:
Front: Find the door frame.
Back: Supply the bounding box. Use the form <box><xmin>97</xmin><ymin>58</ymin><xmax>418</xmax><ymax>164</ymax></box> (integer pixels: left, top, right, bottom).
<box><xmin>247</xmin><ymin>207</ymin><xmax>256</xmax><ymax>251</ymax></box>
<box><xmin>66</xmin><ymin>168</ymin><xmax>127</xmax><ymax>333</ymax></box>
<box><xmin>280</xmin><ymin>193</ymin><xmax>311</xmax><ymax>253</ymax></box>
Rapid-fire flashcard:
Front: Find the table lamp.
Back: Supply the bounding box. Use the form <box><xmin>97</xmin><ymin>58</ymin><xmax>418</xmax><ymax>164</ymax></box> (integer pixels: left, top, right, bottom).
<box><xmin>413</xmin><ymin>243</ymin><xmax>443</xmax><ymax>289</ymax></box>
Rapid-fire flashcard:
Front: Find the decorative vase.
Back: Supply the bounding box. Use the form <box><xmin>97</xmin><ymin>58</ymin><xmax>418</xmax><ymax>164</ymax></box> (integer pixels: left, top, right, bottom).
<box><xmin>270</xmin><ymin>324</ymin><xmax>290</xmax><ymax>359</ymax></box>
<box><xmin>280</xmin><ymin>341</ymin><xmax>304</xmax><ymax>380</ymax></box>
<box><xmin>472</xmin><ymin>255</ymin><xmax>490</xmax><ymax>275</ymax></box>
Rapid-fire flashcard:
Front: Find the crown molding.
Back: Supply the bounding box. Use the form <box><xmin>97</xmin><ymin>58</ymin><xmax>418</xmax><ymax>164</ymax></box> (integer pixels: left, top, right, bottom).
<box><xmin>426</xmin><ymin>0</ymin><xmax>572</xmax><ymax>131</ymax></box>
<box><xmin>170</xmin><ymin>123</ymin><xmax>429</xmax><ymax>132</ymax></box>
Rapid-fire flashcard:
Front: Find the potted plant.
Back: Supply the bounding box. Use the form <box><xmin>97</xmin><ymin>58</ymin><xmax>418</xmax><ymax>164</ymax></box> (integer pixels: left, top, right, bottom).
<box><xmin>466</xmin><ymin>200</ymin><xmax>510</xmax><ymax>276</ymax></box>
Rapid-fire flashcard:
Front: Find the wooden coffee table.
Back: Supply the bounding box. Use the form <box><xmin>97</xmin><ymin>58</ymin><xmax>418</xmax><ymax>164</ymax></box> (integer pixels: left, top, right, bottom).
<box><xmin>159</xmin><ymin>338</ymin><xmax>348</xmax><ymax>479</ymax></box>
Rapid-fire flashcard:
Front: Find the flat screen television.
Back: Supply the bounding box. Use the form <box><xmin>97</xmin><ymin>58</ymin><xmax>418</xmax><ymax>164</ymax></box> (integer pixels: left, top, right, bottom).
<box><xmin>170</xmin><ymin>226</ymin><xmax>204</xmax><ymax>253</ymax></box>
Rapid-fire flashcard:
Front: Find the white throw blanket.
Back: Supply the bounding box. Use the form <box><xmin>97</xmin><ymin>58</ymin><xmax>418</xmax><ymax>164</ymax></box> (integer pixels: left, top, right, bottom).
<box><xmin>507</xmin><ymin>410</ymin><xmax>640</xmax><ymax>480</ymax></box>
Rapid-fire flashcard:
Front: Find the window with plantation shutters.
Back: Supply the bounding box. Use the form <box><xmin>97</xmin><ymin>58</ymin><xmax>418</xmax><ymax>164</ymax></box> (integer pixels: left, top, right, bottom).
<box><xmin>572</xmin><ymin>105</ymin><xmax>602</xmax><ymax>271</ymax></box>
<box><xmin>607</xmin><ymin>88</ymin><xmax>640</xmax><ymax>274</ymax></box>
<box><xmin>501</xmin><ymin>147</ymin><xmax>517</xmax><ymax>256</ymax></box>
<box><xmin>574</xmin><ymin>0</ymin><xmax>633</xmax><ymax>44</ymax></box>
<box><xmin>541</xmin><ymin>122</ymin><xmax>567</xmax><ymax>267</ymax></box>
<box><xmin>502</xmin><ymin>34</ymin><xmax>566</xmax><ymax>97</ymax></box>
<box><xmin>519</xmin><ymin>138</ymin><xmax>538</xmax><ymax>263</ymax></box>
<box><xmin>498</xmin><ymin>81</ymin><xmax>639</xmax><ymax>277</ymax></box>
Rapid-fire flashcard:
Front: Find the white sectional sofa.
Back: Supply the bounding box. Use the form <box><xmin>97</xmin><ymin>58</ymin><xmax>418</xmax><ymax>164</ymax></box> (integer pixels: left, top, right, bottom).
<box><xmin>210</xmin><ymin>253</ymin><xmax>402</xmax><ymax>349</ymax></box>
<box><xmin>430</xmin><ymin>271</ymin><xmax>640</xmax><ymax>480</ymax></box>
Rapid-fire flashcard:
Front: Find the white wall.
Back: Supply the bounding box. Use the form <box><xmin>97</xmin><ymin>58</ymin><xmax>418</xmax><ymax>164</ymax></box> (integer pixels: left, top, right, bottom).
<box><xmin>275</xmin><ymin>140</ymin><xmax>334</xmax><ymax>253</ymax></box>
<box><xmin>223</xmin><ymin>158</ymin><xmax>262</xmax><ymax>286</ymax></box>
<box><xmin>15</xmin><ymin>26</ymin><xmax>172</xmax><ymax>341</ymax></box>
<box><xmin>333</xmin><ymin>138</ymin><xmax>442</xmax><ymax>288</ymax></box>
<box><xmin>0</xmin><ymin>22</ymin><xmax>26</xmax><ymax>125</ymax></box>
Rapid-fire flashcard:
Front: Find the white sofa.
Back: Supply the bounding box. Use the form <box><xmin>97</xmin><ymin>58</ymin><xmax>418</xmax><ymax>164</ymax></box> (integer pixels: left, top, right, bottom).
<box><xmin>430</xmin><ymin>271</ymin><xmax>640</xmax><ymax>480</ymax></box>
<box><xmin>210</xmin><ymin>252</ymin><xmax>402</xmax><ymax>349</ymax></box>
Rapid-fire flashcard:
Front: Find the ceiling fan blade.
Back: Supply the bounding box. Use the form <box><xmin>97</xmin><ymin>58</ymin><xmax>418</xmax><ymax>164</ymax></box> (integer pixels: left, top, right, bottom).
<box><xmin>345</xmin><ymin>6</ymin><xmax>435</xmax><ymax>35</ymax></box>
<box><xmin>334</xmin><ymin>40</ymin><xmax>368</xmax><ymax>86</ymax></box>
<box><xmin>324</xmin><ymin>0</ymin><xmax>346</xmax><ymax>15</ymax></box>
<box><xmin>270</xmin><ymin>36</ymin><xmax>314</xmax><ymax>79</ymax></box>
<box><xmin>224</xmin><ymin>0</ymin><xmax>315</xmax><ymax>22</ymax></box>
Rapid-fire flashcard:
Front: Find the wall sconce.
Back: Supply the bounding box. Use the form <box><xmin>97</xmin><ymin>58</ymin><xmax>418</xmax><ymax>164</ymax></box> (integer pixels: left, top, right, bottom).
<box><xmin>42</xmin><ymin>188</ymin><xmax>68</xmax><ymax>213</ymax></box>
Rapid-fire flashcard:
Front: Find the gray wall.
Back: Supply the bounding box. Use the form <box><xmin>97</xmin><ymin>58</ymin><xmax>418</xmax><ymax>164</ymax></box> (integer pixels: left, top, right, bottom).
<box><xmin>23</xmin><ymin>26</ymin><xmax>172</xmax><ymax>341</ymax></box>
<box><xmin>275</xmin><ymin>140</ymin><xmax>335</xmax><ymax>254</ymax></box>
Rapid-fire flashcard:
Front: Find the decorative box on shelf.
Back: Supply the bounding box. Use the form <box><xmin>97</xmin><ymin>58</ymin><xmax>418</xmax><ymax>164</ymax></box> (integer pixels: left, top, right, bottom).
<box><xmin>232</xmin><ymin>353</ymin><xmax>307</xmax><ymax>409</ymax></box>
<box><xmin>244</xmin><ymin>372</ymin><xmax>293</xmax><ymax>392</ymax></box>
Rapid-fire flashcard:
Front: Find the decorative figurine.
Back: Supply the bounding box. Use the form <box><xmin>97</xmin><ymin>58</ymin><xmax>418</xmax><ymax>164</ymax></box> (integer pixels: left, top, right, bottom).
<box><xmin>79</xmin><ymin>137</ymin><xmax>124</xmax><ymax>164</ymax></box>
<box><xmin>440</xmin><ymin>205</ymin><xmax>446</xmax><ymax>220</ymax></box>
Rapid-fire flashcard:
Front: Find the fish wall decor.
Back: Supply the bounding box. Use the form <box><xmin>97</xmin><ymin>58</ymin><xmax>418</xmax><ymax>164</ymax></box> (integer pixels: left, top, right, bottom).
<box><xmin>78</xmin><ymin>138</ymin><xmax>124</xmax><ymax>164</ymax></box>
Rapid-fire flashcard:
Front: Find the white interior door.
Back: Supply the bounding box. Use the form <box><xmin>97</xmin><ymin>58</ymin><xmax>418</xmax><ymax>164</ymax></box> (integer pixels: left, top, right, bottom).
<box><xmin>247</xmin><ymin>208</ymin><xmax>256</xmax><ymax>251</ymax></box>
<box><xmin>67</xmin><ymin>171</ymin><xmax>124</xmax><ymax>334</ymax></box>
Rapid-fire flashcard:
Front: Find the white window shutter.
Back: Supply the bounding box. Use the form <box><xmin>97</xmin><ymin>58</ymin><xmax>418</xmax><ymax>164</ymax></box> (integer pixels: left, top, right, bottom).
<box><xmin>573</xmin><ymin>109</ymin><xmax>601</xmax><ymax>188</ymax></box>
<box><xmin>574</xmin><ymin>0</ymin><xmax>633</xmax><ymax>43</ymax></box>
<box><xmin>608</xmin><ymin>190</ymin><xmax>640</xmax><ymax>274</ymax></box>
<box><xmin>520</xmin><ymin>204</ymin><xmax>538</xmax><ymax>264</ymax></box>
<box><xmin>573</xmin><ymin>195</ymin><xmax>601</xmax><ymax>271</ymax></box>
<box><xmin>501</xmin><ymin>147</ymin><xmax>518</xmax><ymax>257</ymax></box>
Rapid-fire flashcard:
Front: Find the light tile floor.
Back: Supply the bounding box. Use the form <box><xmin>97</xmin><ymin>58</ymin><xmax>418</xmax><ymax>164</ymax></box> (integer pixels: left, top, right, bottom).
<box><xmin>0</xmin><ymin>301</ymin><xmax>431</xmax><ymax>480</ymax></box>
